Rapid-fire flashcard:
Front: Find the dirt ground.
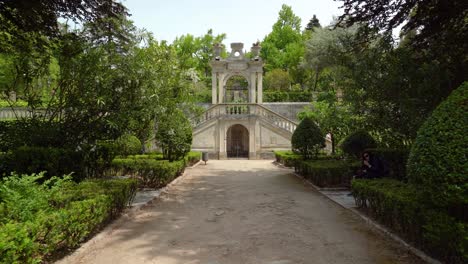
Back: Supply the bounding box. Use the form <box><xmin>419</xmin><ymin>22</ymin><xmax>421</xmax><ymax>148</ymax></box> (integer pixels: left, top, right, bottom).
<box><xmin>57</xmin><ymin>160</ymin><xmax>425</xmax><ymax>264</ymax></box>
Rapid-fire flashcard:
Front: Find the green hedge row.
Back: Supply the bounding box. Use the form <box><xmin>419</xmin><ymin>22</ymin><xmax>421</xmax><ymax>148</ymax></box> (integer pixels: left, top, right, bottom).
<box><xmin>352</xmin><ymin>179</ymin><xmax>467</xmax><ymax>263</ymax></box>
<box><xmin>0</xmin><ymin>146</ymin><xmax>85</xmax><ymax>180</ymax></box>
<box><xmin>263</xmin><ymin>91</ymin><xmax>312</xmax><ymax>102</ymax></box>
<box><xmin>365</xmin><ymin>148</ymin><xmax>410</xmax><ymax>181</ymax></box>
<box><xmin>295</xmin><ymin>159</ymin><xmax>360</xmax><ymax>188</ymax></box>
<box><xmin>0</xmin><ymin>174</ymin><xmax>137</xmax><ymax>263</ymax></box>
<box><xmin>274</xmin><ymin>150</ymin><xmax>302</xmax><ymax>167</ymax></box>
<box><xmin>110</xmin><ymin>152</ymin><xmax>201</xmax><ymax>188</ymax></box>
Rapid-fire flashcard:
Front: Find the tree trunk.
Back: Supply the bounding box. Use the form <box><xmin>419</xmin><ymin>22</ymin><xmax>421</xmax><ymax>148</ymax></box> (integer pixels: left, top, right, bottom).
<box><xmin>313</xmin><ymin>67</ymin><xmax>320</xmax><ymax>91</ymax></box>
<box><xmin>330</xmin><ymin>132</ymin><xmax>335</xmax><ymax>155</ymax></box>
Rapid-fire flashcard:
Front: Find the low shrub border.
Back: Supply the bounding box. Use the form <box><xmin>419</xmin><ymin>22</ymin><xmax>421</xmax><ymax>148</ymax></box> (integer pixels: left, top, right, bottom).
<box><xmin>0</xmin><ymin>174</ymin><xmax>137</xmax><ymax>264</ymax></box>
<box><xmin>274</xmin><ymin>150</ymin><xmax>302</xmax><ymax>167</ymax></box>
<box><xmin>110</xmin><ymin>151</ymin><xmax>201</xmax><ymax>188</ymax></box>
<box><xmin>352</xmin><ymin>178</ymin><xmax>467</xmax><ymax>263</ymax></box>
<box><xmin>365</xmin><ymin>148</ymin><xmax>410</xmax><ymax>181</ymax></box>
<box><xmin>294</xmin><ymin>159</ymin><xmax>359</xmax><ymax>188</ymax></box>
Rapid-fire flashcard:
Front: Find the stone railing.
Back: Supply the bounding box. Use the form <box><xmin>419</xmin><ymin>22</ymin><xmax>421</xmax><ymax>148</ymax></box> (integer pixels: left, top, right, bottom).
<box><xmin>0</xmin><ymin>108</ymin><xmax>33</xmax><ymax>119</ymax></box>
<box><xmin>193</xmin><ymin>103</ymin><xmax>298</xmax><ymax>134</ymax></box>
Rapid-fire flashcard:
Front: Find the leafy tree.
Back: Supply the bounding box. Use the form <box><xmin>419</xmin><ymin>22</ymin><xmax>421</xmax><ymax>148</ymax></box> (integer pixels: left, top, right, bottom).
<box><xmin>0</xmin><ymin>0</ymin><xmax>128</xmax><ymax>37</ymax></box>
<box><xmin>261</xmin><ymin>4</ymin><xmax>304</xmax><ymax>77</ymax></box>
<box><xmin>172</xmin><ymin>29</ymin><xmax>226</xmax><ymax>85</ymax></box>
<box><xmin>336</xmin><ymin>0</ymin><xmax>466</xmax><ymax>92</ymax></box>
<box><xmin>156</xmin><ymin>109</ymin><xmax>193</xmax><ymax>162</ymax></box>
<box><xmin>305</xmin><ymin>15</ymin><xmax>321</xmax><ymax>32</ymax></box>
<box><xmin>291</xmin><ymin>117</ymin><xmax>325</xmax><ymax>159</ymax></box>
<box><xmin>298</xmin><ymin>100</ymin><xmax>353</xmax><ymax>154</ymax></box>
<box><xmin>264</xmin><ymin>69</ymin><xmax>290</xmax><ymax>91</ymax></box>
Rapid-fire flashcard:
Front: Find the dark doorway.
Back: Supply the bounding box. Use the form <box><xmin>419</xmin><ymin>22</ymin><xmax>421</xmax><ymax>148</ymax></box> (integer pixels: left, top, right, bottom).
<box><xmin>226</xmin><ymin>124</ymin><xmax>249</xmax><ymax>158</ymax></box>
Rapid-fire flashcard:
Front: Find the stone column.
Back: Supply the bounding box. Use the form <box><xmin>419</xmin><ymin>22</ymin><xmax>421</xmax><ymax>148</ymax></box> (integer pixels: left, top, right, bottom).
<box><xmin>218</xmin><ymin>73</ymin><xmax>225</xmax><ymax>103</ymax></box>
<box><xmin>218</xmin><ymin>120</ymin><xmax>227</xmax><ymax>159</ymax></box>
<box><xmin>250</xmin><ymin>72</ymin><xmax>256</xmax><ymax>103</ymax></box>
<box><xmin>212</xmin><ymin>72</ymin><xmax>217</xmax><ymax>104</ymax></box>
<box><xmin>257</xmin><ymin>72</ymin><xmax>263</xmax><ymax>104</ymax></box>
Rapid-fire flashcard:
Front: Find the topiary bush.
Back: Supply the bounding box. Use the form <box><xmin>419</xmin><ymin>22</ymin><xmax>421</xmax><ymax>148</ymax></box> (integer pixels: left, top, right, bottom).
<box><xmin>115</xmin><ymin>134</ymin><xmax>142</xmax><ymax>156</ymax></box>
<box><xmin>291</xmin><ymin>117</ymin><xmax>325</xmax><ymax>160</ymax></box>
<box><xmin>340</xmin><ymin>130</ymin><xmax>377</xmax><ymax>158</ymax></box>
<box><xmin>407</xmin><ymin>82</ymin><xmax>468</xmax><ymax>220</ymax></box>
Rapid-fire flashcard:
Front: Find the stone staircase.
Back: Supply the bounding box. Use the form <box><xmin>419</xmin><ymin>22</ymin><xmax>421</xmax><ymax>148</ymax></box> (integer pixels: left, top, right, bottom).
<box><xmin>192</xmin><ymin>103</ymin><xmax>298</xmax><ymax>136</ymax></box>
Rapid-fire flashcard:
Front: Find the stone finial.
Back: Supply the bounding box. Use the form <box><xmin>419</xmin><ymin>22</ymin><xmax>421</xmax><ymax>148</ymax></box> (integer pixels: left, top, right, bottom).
<box><xmin>251</xmin><ymin>41</ymin><xmax>261</xmax><ymax>61</ymax></box>
<box><xmin>213</xmin><ymin>43</ymin><xmax>223</xmax><ymax>60</ymax></box>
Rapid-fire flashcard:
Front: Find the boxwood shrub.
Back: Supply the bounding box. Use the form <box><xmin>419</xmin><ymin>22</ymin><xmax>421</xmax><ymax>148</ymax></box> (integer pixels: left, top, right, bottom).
<box><xmin>291</xmin><ymin>117</ymin><xmax>325</xmax><ymax>159</ymax></box>
<box><xmin>0</xmin><ymin>173</ymin><xmax>137</xmax><ymax>263</ymax></box>
<box><xmin>407</xmin><ymin>82</ymin><xmax>468</xmax><ymax>221</ymax></box>
<box><xmin>295</xmin><ymin>159</ymin><xmax>359</xmax><ymax>188</ymax></box>
<box><xmin>352</xmin><ymin>178</ymin><xmax>467</xmax><ymax>263</ymax></box>
<box><xmin>340</xmin><ymin>130</ymin><xmax>377</xmax><ymax>158</ymax></box>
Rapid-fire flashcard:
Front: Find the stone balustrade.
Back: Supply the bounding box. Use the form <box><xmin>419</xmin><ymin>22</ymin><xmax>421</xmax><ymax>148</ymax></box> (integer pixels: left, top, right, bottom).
<box><xmin>193</xmin><ymin>103</ymin><xmax>298</xmax><ymax>134</ymax></box>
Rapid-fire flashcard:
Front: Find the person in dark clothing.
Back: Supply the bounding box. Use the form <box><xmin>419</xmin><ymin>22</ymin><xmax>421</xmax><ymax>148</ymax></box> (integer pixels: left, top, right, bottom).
<box><xmin>355</xmin><ymin>151</ymin><xmax>385</xmax><ymax>179</ymax></box>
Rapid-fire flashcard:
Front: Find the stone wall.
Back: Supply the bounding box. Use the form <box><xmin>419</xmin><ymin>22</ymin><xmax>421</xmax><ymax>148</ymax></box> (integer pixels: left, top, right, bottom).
<box><xmin>197</xmin><ymin>102</ymin><xmax>311</xmax><ymax>122</ymax></box>
<box><xmin>261</xmin><ymin>103</ymin><xmax>311</xmax><ymax>122</ymax></box>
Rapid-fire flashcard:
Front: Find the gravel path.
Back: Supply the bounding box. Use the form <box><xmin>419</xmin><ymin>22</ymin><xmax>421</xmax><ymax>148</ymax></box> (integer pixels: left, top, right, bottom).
<box><xmin>57</xmin><ymin>160</ymin><xmax>425</xmax><ymax>264</ymax></box>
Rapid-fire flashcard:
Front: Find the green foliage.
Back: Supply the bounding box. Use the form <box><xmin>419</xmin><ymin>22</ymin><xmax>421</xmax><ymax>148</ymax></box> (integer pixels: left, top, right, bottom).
<box><xmin>4</xmin><ymin>146</ymin><xmax>84</xmax><ymax>180</ymax></box>
<box><xmin>299</xmin><ymin>101</ymin><xmax>354</xmax><ymax>154</ymax></box>
<box><xmin>185</xmin><ymin>151</ymin><xmax>202</xmax><ymax>166</ymax></box>
<box><xmin>0</xmin><ymin>173</ymin><xmax>137</xmax><ymax>263</ymax></box>
<box><xmin>340</xmin><ymin>130</ymin><xmax>377</xmax><ymax>158</ymax></box>
<box><xmin>295</xmin><ymin>159</ymin><xmax>359</xmax><ymax>187</ymax></box>
<box><xmin>261</xmin><ymin>4</ymin><xmax>305</xmax><ymax>83</ymax></box>
<box><xmin>156</xmin><ymin>110</ymin><xmax>193</xmax><ymax>162</ymax></box>
<box><xmin>365</xmin><ymin>148</ymin><xmax>409</xmax><ymax>181</ymax></box>
<box><xmin>291</xmin><ymin>117</ymin><xmax>325</xmax><ymax>159</ymax></box>
<box><xmin>264</xmin><ymin>68</ymin><xmax>290</xmax><ymax>91</ymax></box>
<box><xmin>274</xmin><ymin>150</ymin><xmax>302</xmax><ymax>167</ymax></box>
<box><xmin>407</xmin><ymin>82</ymin><xmax>468</xmax><ymax>216</ymax></box>
<box><xmin>114</xmin><ymin>134</ymin><xmax>142</xmax><ymax>156</ymax></box>
<box><xmin>111</xmin><ymin>158</ymin><xmax>185</xmax><ymax>188</ymax></box>
<box><xmin>263</xmin><ymin>91</ymin><xmax>312</xmax><ymax>102</ymax></box>
<box><xmin>352</xmin><ymin>178</ymin><xmax>467</xmax><ymax>263</ymax></box>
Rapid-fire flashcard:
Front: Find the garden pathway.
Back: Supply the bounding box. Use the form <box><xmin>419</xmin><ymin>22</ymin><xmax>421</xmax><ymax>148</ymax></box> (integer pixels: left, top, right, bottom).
<box><xmin>58</xmin><ymin>160</ymin><xmax>424</xmax><ymax>264</ymax></box>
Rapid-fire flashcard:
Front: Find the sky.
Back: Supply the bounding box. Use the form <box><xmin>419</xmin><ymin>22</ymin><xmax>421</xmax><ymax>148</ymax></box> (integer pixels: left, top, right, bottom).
<box><xmin>122</xmin><ymin>0</ymin><xmax>343</xmax><ymax>47</ymax></box>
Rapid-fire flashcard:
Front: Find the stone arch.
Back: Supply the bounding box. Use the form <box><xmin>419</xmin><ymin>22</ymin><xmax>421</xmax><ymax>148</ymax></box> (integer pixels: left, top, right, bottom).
<box><xmin>224</xmin><ymin>75</ymin><xmax>250</xmax><ymax>103</ymax></box>
<box><xmin>210</xmin><ymin>42</ymin><xmax>263</xmax><ymax>104</ymax></box>
<box><xmin>226</xmin><ymin>124</ymin><xmax>249</xmax><ymax>158</ymax></box>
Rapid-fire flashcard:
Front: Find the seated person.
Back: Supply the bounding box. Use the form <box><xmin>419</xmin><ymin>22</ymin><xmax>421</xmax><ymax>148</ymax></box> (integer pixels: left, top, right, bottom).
<box><xmin>355</xmin><ymin>151</ymin><xmax>384</xmax><ymax>179</ymax></box>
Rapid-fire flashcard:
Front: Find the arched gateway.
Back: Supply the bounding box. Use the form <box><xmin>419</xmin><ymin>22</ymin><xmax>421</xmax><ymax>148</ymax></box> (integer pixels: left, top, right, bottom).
<box><xmin>191</xmin><ymin>42</ymin><xmax>300</xmax><ymax>159</ymax></box>
<box><xmin>226</xmin><ymin>124</ymin><xmax>249</xmax><ymax>158</ymax></box>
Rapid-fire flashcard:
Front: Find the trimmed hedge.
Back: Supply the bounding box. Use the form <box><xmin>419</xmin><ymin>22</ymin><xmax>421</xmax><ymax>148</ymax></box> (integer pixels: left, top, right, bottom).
<box><xmin>295</xmin><ymin>159</ymin><xmax>359</xmax><ymax>188</ymax></box>
<box><xmin>0</xmin><ymin>173</ymin><xmax>137</xmax><ymax>263</ymax></box>
<box><xmin>407</xmin><ymin>82</ymin><xmax>468</xmax><ymax>218</ymax></box>
<box><xmin>365</xmin><ymin>148</ymin><xmax>410</xmax><ymax>181</ymax></box>
<box><xmin>352</xmin><ymin>179</ymin><xmax>467</xmax><ymax>263</ymax></box>
<box><xmin>110</xmin><ymin>151</ymin><xmax>201</xmax><ymax>188</ymax></box>
<box><xmin>111</xmin><ymin>159</ymin><xmax>185</xmax><ymax>188</ymax></box>
<box><xmin>274</xmin><ymin>150</ymin><xmax>302</xmax><ymax>167</ymax></box>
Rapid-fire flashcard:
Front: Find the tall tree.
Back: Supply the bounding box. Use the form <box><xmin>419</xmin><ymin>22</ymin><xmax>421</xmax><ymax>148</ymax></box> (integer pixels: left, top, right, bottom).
<box><xmin>305</xmin><ymin>15</ymin><xmax>321</xmax><ymax>32</ymax></box>
<box><xmin>336</xmin><ymin>0</ymin><xmax>467</xmax><ymax>90</ymax></box>
<box><xmin>261</xmin><ymin>4</ymin><xmax>304</xmax><ymax>73</ymax></box>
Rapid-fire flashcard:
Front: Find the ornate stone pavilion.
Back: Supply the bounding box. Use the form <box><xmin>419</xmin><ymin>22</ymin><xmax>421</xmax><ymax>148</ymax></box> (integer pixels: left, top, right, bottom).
<box><xmin>191</xmin><ymin>43</ymin><xmax>299</xmax><ymax>159</ymax></box>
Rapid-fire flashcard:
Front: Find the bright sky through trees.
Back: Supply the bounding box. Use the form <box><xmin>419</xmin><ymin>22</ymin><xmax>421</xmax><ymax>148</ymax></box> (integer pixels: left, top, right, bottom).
<box><xmin>122</xmin><ymin>0</ymin><xmax>341</xmax><ymax>46</ymax></box>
